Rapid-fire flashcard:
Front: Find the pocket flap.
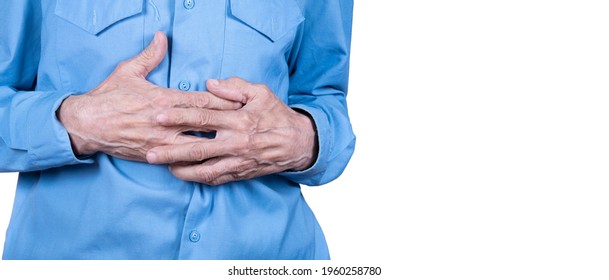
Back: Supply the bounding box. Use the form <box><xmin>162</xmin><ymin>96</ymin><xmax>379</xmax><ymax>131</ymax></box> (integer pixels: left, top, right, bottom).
<box><xmin>55</xmin><ymin>0</ymin><xmax>144</xmax><ymax>35</ymax></box>
<box><xmin>230</xmin><ymin>0</ymin><xmax>304</xmax><ymax>42</ymax></box>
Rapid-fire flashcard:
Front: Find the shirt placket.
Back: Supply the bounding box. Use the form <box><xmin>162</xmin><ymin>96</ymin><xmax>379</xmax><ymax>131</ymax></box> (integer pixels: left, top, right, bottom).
<box><xmin>171</xmin><ymin>0</ymin><xmax>228</xmax><ymax>259</ymax></box>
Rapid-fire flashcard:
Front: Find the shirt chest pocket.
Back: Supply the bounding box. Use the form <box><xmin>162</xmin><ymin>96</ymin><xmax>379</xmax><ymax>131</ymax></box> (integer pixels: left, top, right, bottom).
<box><xmin>53</xmin><ymin>0</ymin><xmax>145</xmax><ymax>92</ymax></box>
<box><xmin>221</xmin><ymin>0</ymin><xmax>304</xmax><ymax>86</ymax></box>
<box><xmin>229</xmin><ymin>0</ymin><xmax>304</xmax><ymax>43</ymax></box>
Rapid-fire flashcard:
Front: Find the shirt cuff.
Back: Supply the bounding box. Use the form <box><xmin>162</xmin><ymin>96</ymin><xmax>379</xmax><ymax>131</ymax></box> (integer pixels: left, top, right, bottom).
<box><xmin>24</xmin><ymin>91</ymin><xmax>93</xmax><ymax>168</ymax></box>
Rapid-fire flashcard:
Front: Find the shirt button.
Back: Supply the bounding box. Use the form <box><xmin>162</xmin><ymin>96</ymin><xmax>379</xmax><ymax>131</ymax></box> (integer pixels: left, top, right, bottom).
<box><xmin>178</xmin><ymin>80</ymin><xmax>191</xmax><ymax>91</ymax></box>
<box><xmin>189</xmin><ymin>230</ymin><xmax>201</xmax><ymax>243</ymax></box>
<box><xmin>183</xmin><ymin>0</ymin><xmax>195</xmax><ymax>9</ymax></box>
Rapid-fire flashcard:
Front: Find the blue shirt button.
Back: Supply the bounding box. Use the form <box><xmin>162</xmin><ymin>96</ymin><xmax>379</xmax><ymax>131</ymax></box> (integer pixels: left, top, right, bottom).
<box><xmin>189</xmin><ymin>230</ymin><xmax>200</xmax><ymax>242</ymax></box>
<box><xmin>184</xmin><ymin>0</ymin><xmax>195</xmax><ymax>9</ymax></box>
<box><xmin>178</xmin><ymin>80</ymin><xmax>191</xmax><ymax>91</ymax></box>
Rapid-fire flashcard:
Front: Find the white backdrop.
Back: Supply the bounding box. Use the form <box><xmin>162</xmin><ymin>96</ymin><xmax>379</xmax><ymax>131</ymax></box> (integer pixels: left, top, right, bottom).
<box><xmin>2</xmin><ymin>1</ymin><xmax>609</xmax><ymax>279</ymax></box>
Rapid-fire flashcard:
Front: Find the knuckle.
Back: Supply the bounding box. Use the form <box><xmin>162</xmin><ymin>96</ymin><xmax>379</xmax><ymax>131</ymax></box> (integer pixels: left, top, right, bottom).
<box><xmin>155</xmin><ymin>96</ymin><xmax>171</xmax><ymax>108</ymax></box>
<box><xmin>115</xmin><ymin>61</ymin><xmax>130</xmax><ymax>73</ymax></box>
<box><xmin>195</xmin><ymin>95</ymin><xmax>211</xmax><ymax>108</ymax></box>
<box><xmin>165</xmin><ymin>111</ymin><xmax>181</xmax><ymax>125</ymax></box>
<box><xmin>209</xmin><ymin>173</ymin><xmax>238</xmax><ymax>186</ymax></box>
<box><xmin>238</xmin><ymin>112</ymin><xmax>255</xmax><ymax>128</ymax></box>
<box><xmin>188</xmin><ymin>144</ymin><xmax>206</xmax><ymax>160</ymax></box>
<box><xmin>172</xmin><ymin>112</ymin><xmax>185</xmax><ymax>125</ymax></box>
<box><xmin>229</xmin><ymin>172</ymin><xmax>242</xmax><ymax>182</ymax></box>
<box><xmin>196</xmin><ymin>167</ymin><xmax>215</xmax><ymax>184</ymax></box>
<box><xmin>235</xmin><ymin>160</ymin><xmax>255</xmax><ymax>175</ymax></box>
<box><xmin>196</xmin><ymin>111</ymin><xmax>211</xmax><ymax>126</ymax></box>
<box><xmin>254</xmin><ymin>83</ymin><xmax>271</xmax><ymax>95</ymax></box>
<box><xmin>159</xmin><ymin>150</ymin><xmax>175</xmax><ymax>163</ymax></box>
<box><xmin>229</xmin><ymin>77</ymin><xmax>248</xmax><ymax>88</ymax></box>
<box><xmin>233</xmin><ymin>133</ymin><xmax>256</xmax><ymax>154</ymax></box>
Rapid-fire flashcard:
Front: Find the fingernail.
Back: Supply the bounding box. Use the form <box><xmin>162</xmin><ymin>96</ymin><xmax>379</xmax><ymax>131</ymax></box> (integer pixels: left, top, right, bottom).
<box><xmin>208</xmin><ymin>79</ymin><xmax>219</xmax><ymax>87</ymax></box>
<box><xmin>156</xmin><ymin>114</ymin><xmax>168</xmax><ymax>123</ymax></box>
<box><xmin>146</xmin><ymin>151</ymin><xmax>158</xmax><ymax>163</ymax></box>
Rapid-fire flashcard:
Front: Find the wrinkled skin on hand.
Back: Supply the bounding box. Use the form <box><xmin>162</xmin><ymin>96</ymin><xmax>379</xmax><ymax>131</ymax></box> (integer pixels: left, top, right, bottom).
<box><xmin>58</xmin><ymin>32</ymin><xmax>241</xmax><ymax>162</ymax></box>
<box><xmin>147</xmin><ymin>77</ymin><xmax>318</xmax><ymax>185</ymax></box>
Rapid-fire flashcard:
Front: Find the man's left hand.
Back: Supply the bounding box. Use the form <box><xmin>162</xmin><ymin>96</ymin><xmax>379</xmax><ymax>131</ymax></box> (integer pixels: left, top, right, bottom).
<box><xmin>146</xmin><ymin>77</ymin><xmax>318</xmax><ymax>185</ymax></box>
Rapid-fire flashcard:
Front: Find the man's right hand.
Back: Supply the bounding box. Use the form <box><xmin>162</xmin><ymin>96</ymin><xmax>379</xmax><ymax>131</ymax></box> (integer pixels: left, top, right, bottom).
<box><xmin>57</xmin><ymin>32</ymin><xmax>240</xmax><ymax>162</ymax></box>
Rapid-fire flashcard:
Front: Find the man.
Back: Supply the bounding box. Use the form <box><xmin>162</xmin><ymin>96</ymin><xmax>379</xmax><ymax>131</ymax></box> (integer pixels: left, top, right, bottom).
<box><xmin>0</xmin><ymin>0</ymin><xmax>354</xmax><ymax>259</ymax></box>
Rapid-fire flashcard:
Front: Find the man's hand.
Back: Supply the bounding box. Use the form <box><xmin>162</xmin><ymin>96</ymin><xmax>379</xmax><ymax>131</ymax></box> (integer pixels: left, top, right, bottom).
<box><xmin>57</xmin><ymin>32</ymin><xmax>241</xmax><ymax>161</ymax></box>
<box><xmin>146</xmin><ymin>77</ymin><xmax>318</xmax><ymax>185</ymax></box>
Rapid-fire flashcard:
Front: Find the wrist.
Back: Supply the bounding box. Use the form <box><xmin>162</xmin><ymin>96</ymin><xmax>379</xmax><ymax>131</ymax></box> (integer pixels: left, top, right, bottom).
<box><xmin>57</xmin><ymin>95</ymin><xmax>96</xmax><ymax>156</ymax></box>
<box><xmin>290</xmin><ymin>109</ymin><xmax>318</xmax><ymax>171</ymax></box>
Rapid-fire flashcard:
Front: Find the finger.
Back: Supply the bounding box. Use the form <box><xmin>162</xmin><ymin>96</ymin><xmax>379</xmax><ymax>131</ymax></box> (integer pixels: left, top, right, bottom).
<box><xmin>167</xmin><ymin>159</ymin><xmax>222</xmax><ymax>185</ymax></box>
<box><xmin>146</xmin><ymin>140</ymin><xmax>229</xmax><ymax>164</ymax></box>
<box><xmin>119</xmin><ymin>31</ymin><xmax>168</xmax><ymax>78</ymax></box>
<box><xmin>162</xmin><ymin>89</ymin><xmax>242</xmax><ymax>110</ymax></box>
<box><xmin>155</xmin><ymin>108</ymin><xmax>240</xmax><ymax>130</ymax></box>
<box><xmin>169</xmin><ymin>157</ymin><xmax>261</xmax><ymax>185</ymax></box>
<box><xmin>206</xmin><ymin>77</ymin><xmax>258</xmax><ymax>104</ymax></box>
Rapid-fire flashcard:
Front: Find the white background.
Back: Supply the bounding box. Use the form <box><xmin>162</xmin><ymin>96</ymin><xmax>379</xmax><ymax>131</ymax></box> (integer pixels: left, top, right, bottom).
<box><xmin>2</xmin><ymin>0</ymin><xmax>609</xmax><ymax>279</ymax></box>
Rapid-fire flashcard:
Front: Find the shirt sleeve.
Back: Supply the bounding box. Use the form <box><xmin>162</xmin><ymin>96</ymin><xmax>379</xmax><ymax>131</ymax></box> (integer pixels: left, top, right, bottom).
<box><xmin>280</xmin><ymin>0</ymin><xmax>356</xmax><ymax>186</ymax></box>
<box><xmin>0</xmin><ymin>1</ymin><xmax>91</xmax><ymax>172</ymax></box>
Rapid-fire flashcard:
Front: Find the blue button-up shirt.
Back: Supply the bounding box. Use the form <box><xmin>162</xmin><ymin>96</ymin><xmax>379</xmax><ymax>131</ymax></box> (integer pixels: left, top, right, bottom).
<box><xmin>0</xmin><ymin>0</ymin><xmax>355</xmax><ymax>259</ymax></box>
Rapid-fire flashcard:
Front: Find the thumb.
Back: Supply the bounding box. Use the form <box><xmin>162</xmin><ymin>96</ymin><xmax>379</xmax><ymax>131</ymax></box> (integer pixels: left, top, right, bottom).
<box><xmin>206</xmin><ymin>77</ymin><xmax>254</xmax><ymax>104</ymax></box>
<box><xmin>121</xmin><ymin>31</ymin><xmax>167</xmax><ymax>78</ymax></box>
